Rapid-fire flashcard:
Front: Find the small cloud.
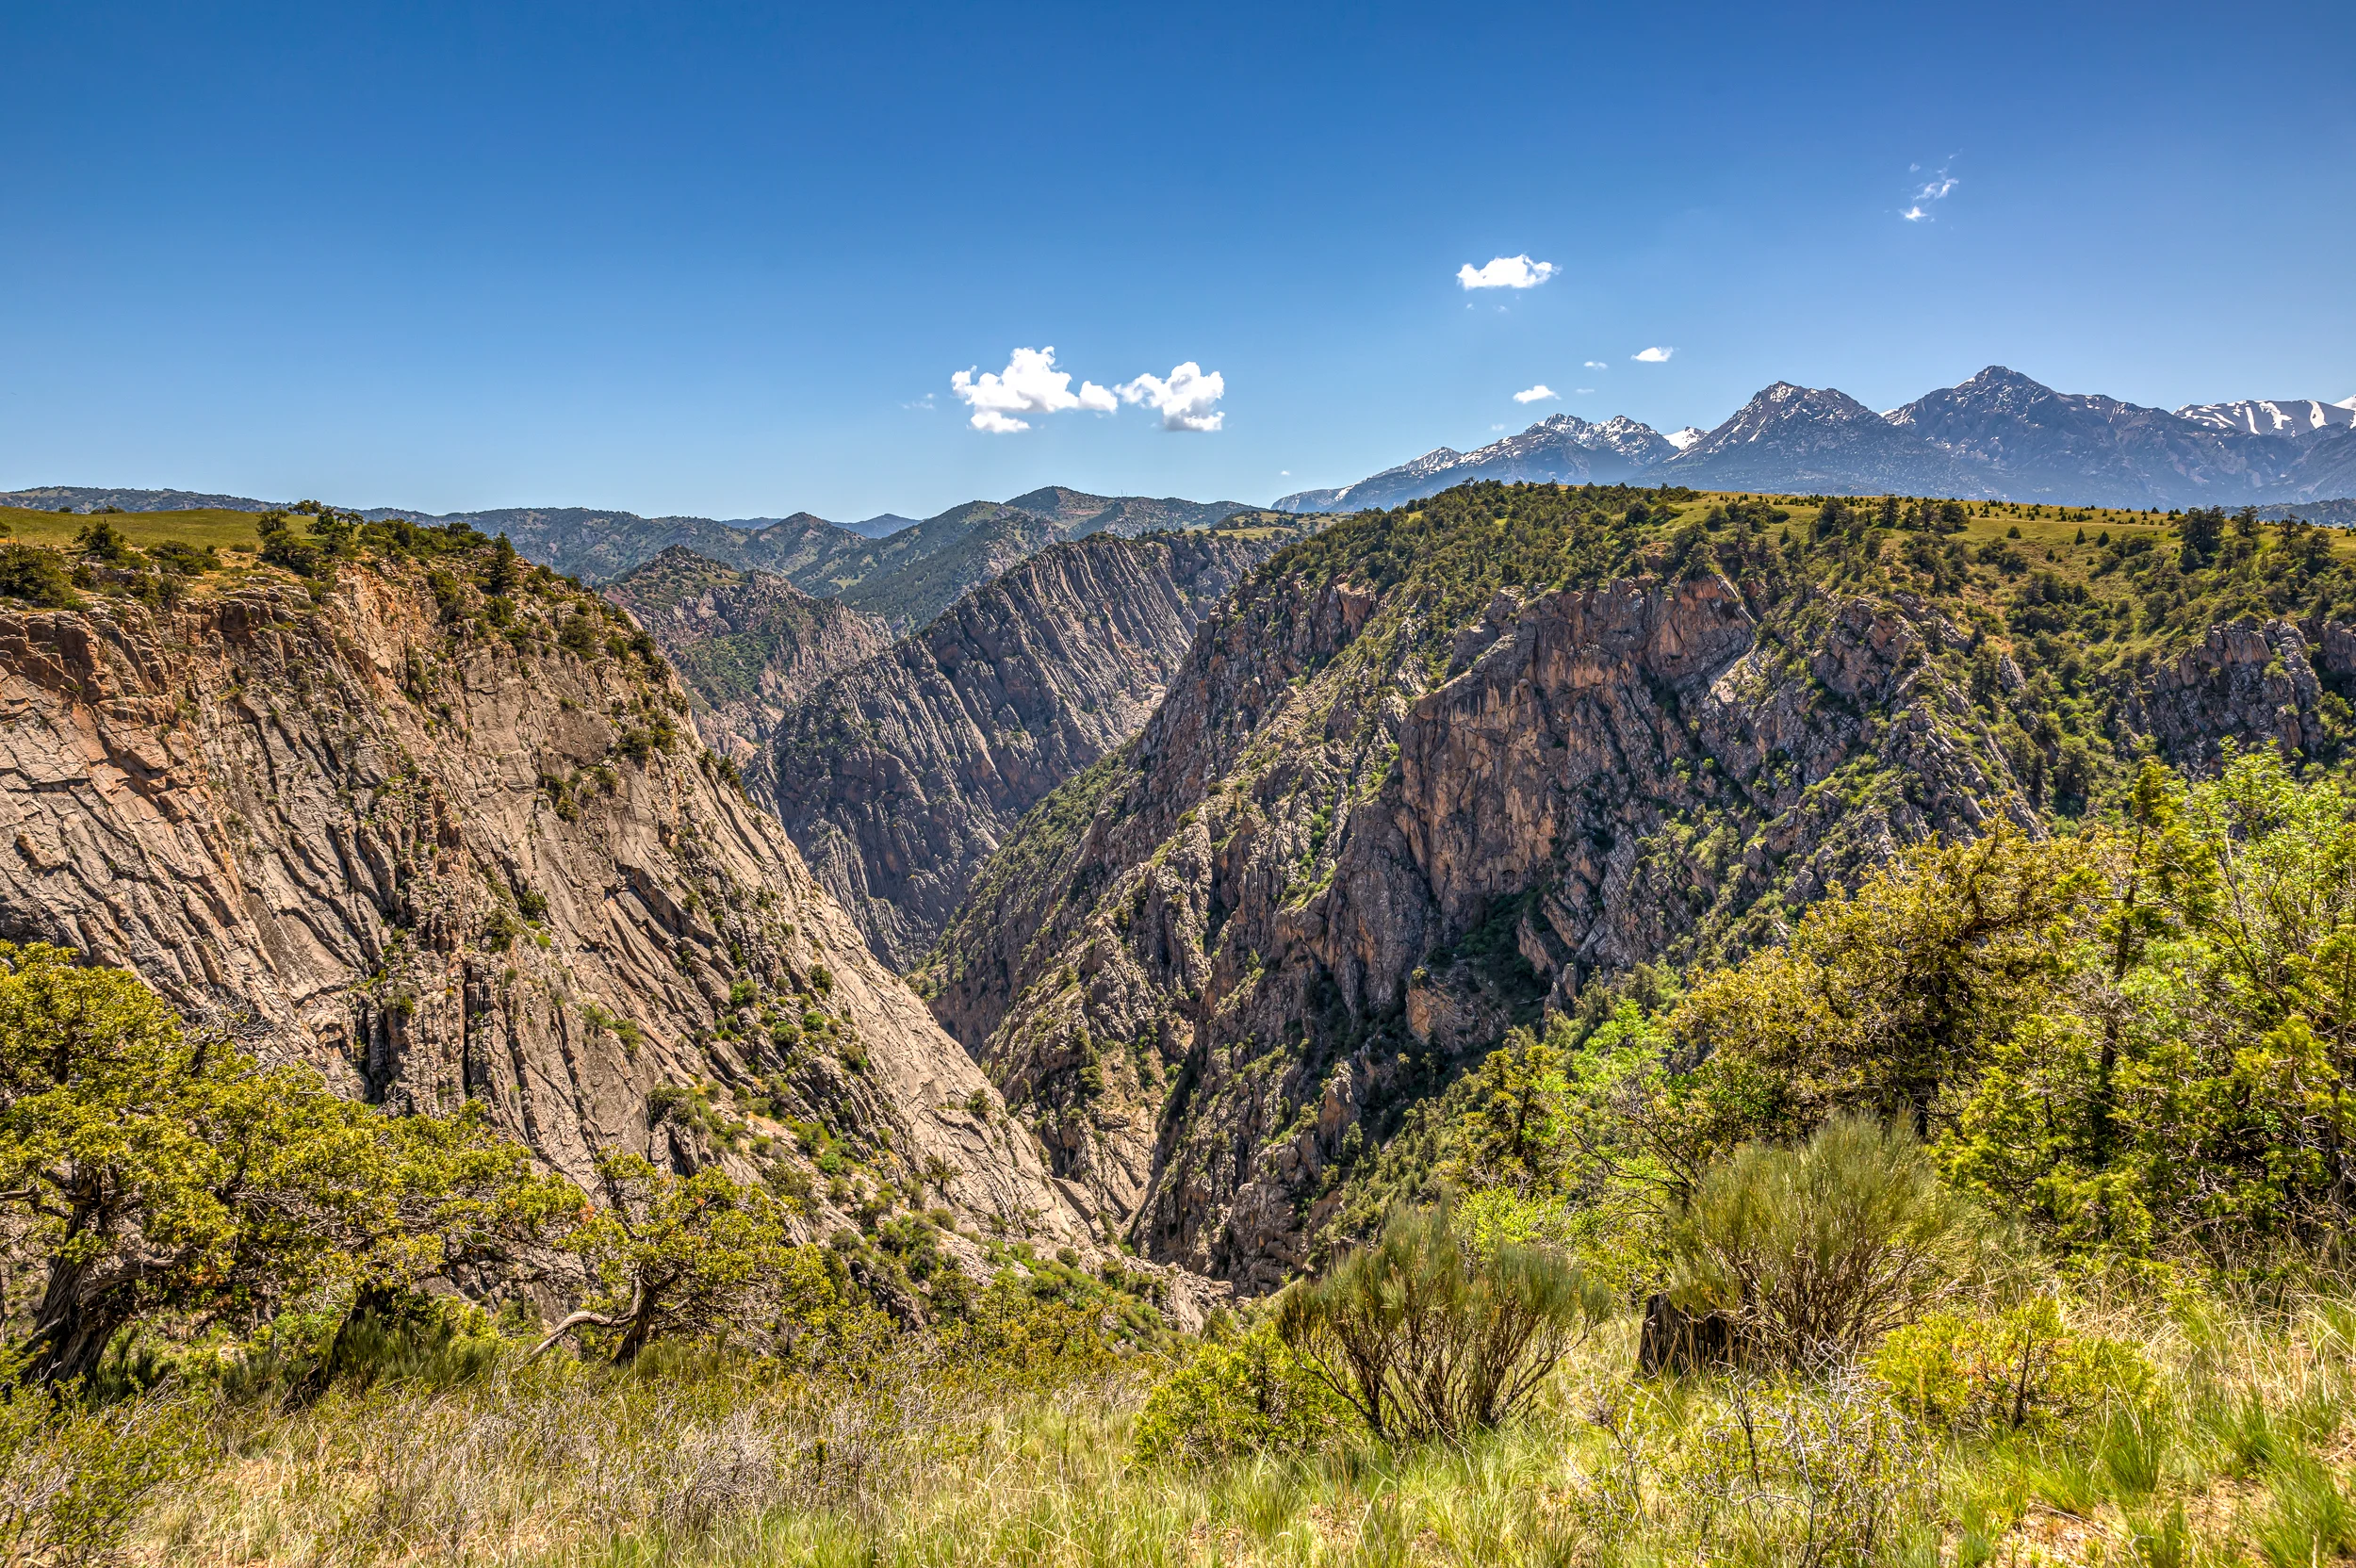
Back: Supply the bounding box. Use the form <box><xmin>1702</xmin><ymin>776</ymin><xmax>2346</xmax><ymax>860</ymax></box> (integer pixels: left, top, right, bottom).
<box><xmin>1632</xmin><ymin>347</ymin><xmax>1674</xmax><ymax>363</ymax></box>
<box><xmin>950</xmin><ymin>346</ymin><xmax>1117</xmax><ymax>433</ymax></box>
<box><xmin>1576</xmin><ymin>387</ymin><xmax>1595</xmax><ymax>395</ymax></box>
<box><xmin>1583</xmin><ymin>361</ymin><xmax>1607</xmax><ymax>369</ymax></box>
<box><xmin>1118</xmin><ymin>362</ymin><xmax>1226</xmax><ymax>432</ymax></box>
<box><xmin>1457</xmin><ymin>254</ymin><xmax>1559</xmax><ymax>290</ymax></box>
<box><xmin>1513</xmin><ymin>384</ymin><xmax>1558</xmax><ymax>404</ymax></box>
<box><xmin>1279</xmin><ymin>470</ymin><xmax>1290</xmax><ymax>477</ymax></box>
<box><xmin>902</xmin><ymin>392</ymin><xmax>938</xmax><ymax>411</ymax></box>
<box><xmin>1903</xmin><ymin>164</ymin><xmax>1958</xmax><ymax>221</ymax></box>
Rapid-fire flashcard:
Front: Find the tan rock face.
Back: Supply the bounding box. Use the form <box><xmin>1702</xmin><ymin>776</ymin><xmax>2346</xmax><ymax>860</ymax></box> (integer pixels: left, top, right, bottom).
<box><xmin>0</xmin><ymin>563</ymin><xmax>1096</xmax><ymax>1254</ymax></box>
<box><xmin>927</xmin><ymin>569</ymin><xmax>2042</xmax><ymax>1290</ymax></box>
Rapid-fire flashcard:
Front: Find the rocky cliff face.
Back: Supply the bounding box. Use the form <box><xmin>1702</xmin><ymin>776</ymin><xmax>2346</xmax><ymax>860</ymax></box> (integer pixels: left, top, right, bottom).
<box><xmin>0</xmin><ymin>557</ymin><xmax>1104</xmax><ymax>1268</ymax></box>
<box><xmin>924</xmin><ymin>472</ymin><xmax>2356</xmax><ymax>1292</ymax></box>
<box><xmin>924</xmin><ymin>526</ymin><xmax>2051</xmax><ymax>1287</ymax></box>
<box><xmin>754</xmin><ymin>531</ymin><xmax>1271</xmax><ymax>971</ymax></box>
<box><xmin>2122</xmin><ymin>613</ymin><xmax>2356</xmax><ymax>763</ymax></box>
<box><xmin>603</xmin><ymin>547</ymin><xmax>894</xmax><ymax>764</ymax></box>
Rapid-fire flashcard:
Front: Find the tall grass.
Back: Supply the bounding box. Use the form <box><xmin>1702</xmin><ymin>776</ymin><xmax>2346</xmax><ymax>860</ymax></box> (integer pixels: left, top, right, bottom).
<box><xmin>70</xmin><ymin>1286</ymin><xmax>2356</xmax><ymax>1566</ymax></box>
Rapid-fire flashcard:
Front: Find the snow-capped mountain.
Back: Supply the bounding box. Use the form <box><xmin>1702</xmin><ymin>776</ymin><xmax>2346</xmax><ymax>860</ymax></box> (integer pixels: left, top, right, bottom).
<box><xmin>1279</xmin><ymin>368</ymin><xmax>2356</xmax><ymax>514</ymax></box>
<box><xmin>2175</xmin><ymin>399</ymin><xmax>2356</xmax><ymax>439</ymax></box>
<box><xmin>1272</xmin><ymin>413</ymin><xmax>1679</xmax><ymax>514</ymax></box>
<box><xmin>1887</xmin><ymin>367</ymin><xmax>2315</xmax><ymax>507</ymax></box>
<box><xmin>1665</xmin><ymin>383</ymin><xmax>1988</xmax><ymax>497</ymax></box>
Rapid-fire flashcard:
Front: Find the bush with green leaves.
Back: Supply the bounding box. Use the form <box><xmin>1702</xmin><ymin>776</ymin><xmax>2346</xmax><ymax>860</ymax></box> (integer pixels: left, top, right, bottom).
<box><xmin>535</xmin><ymin>1154</ymin><xmax>811</xmax><ymax>1364</ymax></box>
<box><xmin>1666</xmin><ymin>1116</ymin><xmax>1980</xmax><ymax>1370</ymax></box>
<box><xmin>0</xmin><ymin>1386</ymin><xmax>205</xmax><ymax>1565</ymax></box>
<box><xmin>1130</xmin><ymin>1319</ymin><xmax>1352</xmax><ymax>1466</ymax></box>
<box><xmin>1661</xmin><ymin>1373</ymin><xmax>1939</xmax><ymax>1568</ymax></box>
<box><xmin>1868</xmin><ymin>1298</ymin><xmax>2157</xmax><ymax>1434</ymax></box>
<box><xmin>0</xmin><ymin>943</ymin><xmax>574</xmax><ymax>1387</ymax></box>
<box><xmin>1276</xmin><ymin>1202</ymin><xmax>1608</xmax><ymax>1442</ymax></box>
<box><xmin>0</xmin><ymin>545</ymin><xmax>80</xmax><ymax>609</ymax></box>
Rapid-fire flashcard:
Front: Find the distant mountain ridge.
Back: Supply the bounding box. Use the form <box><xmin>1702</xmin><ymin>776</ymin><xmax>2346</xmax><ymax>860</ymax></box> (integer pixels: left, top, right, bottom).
<box><xmin>0</xmin><ymin>484</ymin><xmax>1261</xmax><ymax>595</ymax></box>
<box><xmin>1274</xmin><ymin>413</ymin><xmax>1678</xmax><ymax>513</ymax></box>
<box><xmin>1277</xmin><ymin>368</ymin><xmax>2356</xmax><ymax>514</ymax></box>
<box><xmin>0</xmin><ymin>485</ymin><xmax>280</xmax><ymax>513</ymax></box>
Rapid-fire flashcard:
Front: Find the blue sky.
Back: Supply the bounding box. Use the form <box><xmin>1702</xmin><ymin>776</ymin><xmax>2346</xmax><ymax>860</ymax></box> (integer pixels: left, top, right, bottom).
<box><xmin>5</xmin><ymin>2</ymin><xmax>2352</xmax><ymax>519</ymax></box>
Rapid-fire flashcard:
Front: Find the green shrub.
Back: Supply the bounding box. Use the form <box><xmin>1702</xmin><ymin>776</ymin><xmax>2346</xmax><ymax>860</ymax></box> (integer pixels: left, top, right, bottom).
<box><xmin>72</xmin><ymin>519</ymin><xmax>134</xmax><ymax>563</ymax></box>
<box><xmin>558</xmin><ymin>611</ymin><xmax>599</xmax><ymax>657</ymax></box>
<box><xmin>1668</xmin><ymin>1116</ymin><xmax>1978</xmax><ymax>1369</ymax></box>
<box><xmin>0</xmin><ymin>1388</ymin><xmax>205</xmax><ymax>1562</ymax></box>
<box><xmin>1276</xmin><ymin>1202</ymin><xmax>1608</xmax><ymax>1442</ymax></box>
<box><xmin>1869</xmin><ymin>1298</ymin><xmax>2158</xmax><ymax>1434</ymax></box>
<box><xmin>0</xmin><ymin>545</ymin><xmax>81</xmax><ymax>609</ymax></box>
<box><xmin>147</xmin><ymin>540</ymin><xmax>218</xmax><ymax>577</ymax></box>
<box><xmin>1664</xmin><ymin>1374</ymin><xmax>1938</xmax><ymax>1568</ymax></box>
<box><xmin>479</xmin><ymin>906</ymin><xmax>522</xmax><ymax>953</ymax></box>
<box><xmin>1131</xmin><ymin>1320</ymin><xmax>1351</xmax><ymax>1466</ymax></box>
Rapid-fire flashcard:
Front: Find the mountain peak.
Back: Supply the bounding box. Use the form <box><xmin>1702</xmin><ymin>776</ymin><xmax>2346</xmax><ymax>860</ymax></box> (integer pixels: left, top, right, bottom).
<box><xmin>1667</xmin><ymin>380</ymin><xmax>1984</xmax><ymax>494</ymax></box>
<box><xmin>1958</xmin><ymin>365</ymin><xmax>2051</xmax><ymax>392</ymax></box>
<box><xmin>1005</xmin><ymin>484</ymin><xmax>1107</xmax><ymax>514</ymax></box>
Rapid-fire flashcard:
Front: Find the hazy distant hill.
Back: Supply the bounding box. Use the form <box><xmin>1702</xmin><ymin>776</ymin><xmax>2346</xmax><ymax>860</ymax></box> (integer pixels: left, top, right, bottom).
<box><xmin>0</xmin><ymin>485</ymin><xmax>277</xmax><ymax>513</ymax></box>
<box><xmin>1002</xmin><ymin>486</ymin><xmax>1252</xmax><ymax>536</ymax></box>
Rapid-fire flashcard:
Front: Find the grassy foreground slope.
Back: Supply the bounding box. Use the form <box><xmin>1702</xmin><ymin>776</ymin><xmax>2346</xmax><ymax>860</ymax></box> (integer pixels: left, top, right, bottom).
<box><xmin>100</xmin><ymin>1288</ymin><xmax>2348</xmax><ymax>1566</ymax></box>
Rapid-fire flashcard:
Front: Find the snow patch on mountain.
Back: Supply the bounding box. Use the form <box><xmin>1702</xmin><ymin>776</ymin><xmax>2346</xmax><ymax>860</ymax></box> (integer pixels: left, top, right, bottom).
<box><xmin>2175</xmin><ymin>400</ymin><xmax>2356</xmax><ymax>438</ymax></box>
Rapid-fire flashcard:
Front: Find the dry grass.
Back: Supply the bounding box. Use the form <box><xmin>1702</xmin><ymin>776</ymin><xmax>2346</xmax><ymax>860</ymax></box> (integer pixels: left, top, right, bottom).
<box><xmin>0</xmin><ymin>505</ymin><xmax>266</xmax><ymax>553</ymax></box>
<box><xmin>82</xmin><ymin>1288</ymin><xmax>2351</xmax><ymax>1568</ymax></box>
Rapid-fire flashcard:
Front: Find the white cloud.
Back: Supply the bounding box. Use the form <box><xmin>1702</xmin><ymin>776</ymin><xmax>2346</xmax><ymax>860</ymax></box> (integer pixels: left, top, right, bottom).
<box><xmin>1118</xmin><ymin>362</ymin><xmax>1226</xmax><ymax>432</ymax></box>
<box><xmin>1457</xmin><ymin>254</ymin><xmax>1559</xmax><ymax>290</ymax></box>
<box><xmin>949</xmin><ymin>346</ymin><xmax>1117</xmax><ymax>433</ymax></box>
<box><xmin>1903</xmin><ymin>165</ymin><xmax>1958</xmax><ymax>221</ymax></box>
<box><xmin>1632</xmin><ymin>347</ymin><xmax>1674</xmax><ymax>363</ymax></box>
<box><xmin>1576</xmin><ymin>387</ymin><xmax>1595</xmax><ymax>395</ymax></box>
<box><xmin>1513</xmin><ymin>384</ymin><xmax>1558</xmax><ymax>404</ymax></box>
<box><xmin>1583</xmin><ymin>360</ymin><xmax>1607</xmax><ymax>369</ymax></box>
